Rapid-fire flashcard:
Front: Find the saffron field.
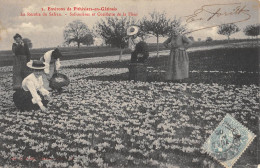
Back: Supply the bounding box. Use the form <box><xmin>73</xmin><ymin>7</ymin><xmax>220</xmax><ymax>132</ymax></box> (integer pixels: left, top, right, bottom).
<box><xmin>0</xmin><ymin>44</ymin><xmax>259</xmax><ymax>168</ymax></box>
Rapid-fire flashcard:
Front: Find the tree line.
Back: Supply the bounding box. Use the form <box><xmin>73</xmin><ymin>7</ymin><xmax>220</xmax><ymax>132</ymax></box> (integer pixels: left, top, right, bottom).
<box><xmin>207</xmin><ymin>23</ymin><xmax>259</xmax><ymax>43</ymax></box>
<box><xmin>24</xmin><ymin>11</ymin><xmax>260</xmax><ymax>55</ymax></box>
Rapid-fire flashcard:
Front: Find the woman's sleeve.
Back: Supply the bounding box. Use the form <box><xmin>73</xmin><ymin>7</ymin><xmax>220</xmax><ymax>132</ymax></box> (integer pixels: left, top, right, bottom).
<box><xmin>24</xmin><ymin>43</ymin><xmax>31</xmax><ymax>62</ymax></box>
<box><xmin>182</xmin><ymin>35</ymin><xmax>193</xmax><ymax>46</ymax></box>
<box><xmin>26</xmin><ymin>81</ymin><xmax>43</xmax><ymax>106</ymax></box>
<box><xmin>43</xmin><ymin>51</ymin><xmax>51</xmax><ymax>74</ymax></box>
<box><xmin>12</xmin><ymin>43</ymin><xmax>17</xmax><ymax>54</ymax></box>
<box><xmin>128</xmin><ymin>38</ymin><xmax>135</xmax><ymax>51</ymax></box>
<box><xmin>38</xmin><ymin>86</ymin><xmax>50</xmax><ymax>96</ymax></box>
<box><xmin>38</xmin><ymin>77</ymin><xmax>50</xmax><ymax>96</ymax></box>
<box><xmin>163</xmin><ymin>37</ymin><xmax>171</xmax><ymax>48</ymax></box>
<box><xmin>136</xmin><ymin>37</ymin><xmax>142</xmax><ymax>44</ymax></box>
<box><xmin>55</xmin><ymin>58</ymin><xmax>61</xmax><ymax>70</ymax></box>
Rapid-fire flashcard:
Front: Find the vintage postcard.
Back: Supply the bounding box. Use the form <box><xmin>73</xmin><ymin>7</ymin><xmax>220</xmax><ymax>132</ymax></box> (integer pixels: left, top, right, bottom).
<box><xmin>0</xmin><ymin>0</ymin><xmax>259</xmax><ymax>167</ymax></box>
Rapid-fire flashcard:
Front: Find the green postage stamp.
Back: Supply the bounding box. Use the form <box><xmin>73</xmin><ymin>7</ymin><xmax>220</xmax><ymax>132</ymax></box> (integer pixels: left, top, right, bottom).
<box><xmin>202</xmin><ymin>114</ymin><xmax>256</xmax><ymax>168</ymax></box>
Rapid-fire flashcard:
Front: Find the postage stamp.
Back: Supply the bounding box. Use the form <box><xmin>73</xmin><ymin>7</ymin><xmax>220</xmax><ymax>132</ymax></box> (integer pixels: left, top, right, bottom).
<box><xmin>202</xmin><ymin>114</ymin><xmax>256</xmax><ymax>168</ymax></box>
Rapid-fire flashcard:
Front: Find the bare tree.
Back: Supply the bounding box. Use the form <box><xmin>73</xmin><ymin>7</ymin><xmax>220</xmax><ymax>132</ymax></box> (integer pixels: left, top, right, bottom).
<box><xmin>64</xmin><ymin>20</ymin><xmax>92</xmax><ymax>48</ymax></box>
<box><xmin>95</xmin><ymin>17</ymin><xmax>137</xmax><ymax>61</ymax></box>
<box><xmin>217</xmin><ymin>24</ymin><xmax>240</xmax><ymax>43</ymax></box>
<box><xmin>140</xmin><ymin>11</ymin><xmax>186</xmax><ymax>57</ymax></box>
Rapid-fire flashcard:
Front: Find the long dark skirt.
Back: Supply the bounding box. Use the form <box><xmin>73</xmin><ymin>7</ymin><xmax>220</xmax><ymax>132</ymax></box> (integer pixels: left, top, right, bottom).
<box><xmin>13</xmin><ymin>89</ymin><xmax>48</xmax><ymax>111</ymax></box>
<box><xmin>13</xmin><ymin>55</ymin><xmax>30</xmax><ymax>90</ymax></box>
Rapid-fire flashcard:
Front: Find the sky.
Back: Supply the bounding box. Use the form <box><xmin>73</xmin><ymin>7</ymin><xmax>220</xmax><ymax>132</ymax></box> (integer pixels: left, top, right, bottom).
<box><xmin>0</xmin><ymin>0</ymin><xmax>259</xmax><ymax>50</ymax></box>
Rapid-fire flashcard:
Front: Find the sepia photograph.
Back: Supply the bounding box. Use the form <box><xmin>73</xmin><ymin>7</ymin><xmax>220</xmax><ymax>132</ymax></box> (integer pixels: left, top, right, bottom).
<box><xmin>0</xmin><ymin>0</ymin><xmax>259</xmax><ymax>167</ymax></box>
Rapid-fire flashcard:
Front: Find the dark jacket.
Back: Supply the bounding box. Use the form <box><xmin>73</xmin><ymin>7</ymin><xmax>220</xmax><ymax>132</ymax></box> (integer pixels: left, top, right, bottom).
<box><xmin>12</xmin><ymin>42</ymin><xmax>31</xmax><ymax>62</ymax></box>
<box><xmin>12</xmin><ymin>42</ymin><xmax>31</xmax><ymax>90</ymax></box>
<box><xmin>131</xmin><ymin>41</ymin><xmax>149</xmax><ymax>63</ymax></box>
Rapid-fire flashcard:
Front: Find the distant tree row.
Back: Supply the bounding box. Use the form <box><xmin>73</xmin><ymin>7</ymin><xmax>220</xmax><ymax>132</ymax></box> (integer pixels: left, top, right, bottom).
<box><xmin>243</xmin><ymin>24</ymin><xmax>260</xmax><ymax>39</ymax></box>
<box><xmin>216</xmin><ymin>23</ymin><xmax>259</xmax><ymax>43</ymax></box>
<box><xmin>22</xmin><ymin>18</ymin><xmax>259</xmax><ymax>50</ymax></box>
<box><xmin>191</xmin><ymin>23</ymin><xmax>259</xmax><ymax>43</ymax></box>
<box><xmin>63</xmin><ymin>11</ymin><xmax>187</xmax><ymax>60</ymax></box>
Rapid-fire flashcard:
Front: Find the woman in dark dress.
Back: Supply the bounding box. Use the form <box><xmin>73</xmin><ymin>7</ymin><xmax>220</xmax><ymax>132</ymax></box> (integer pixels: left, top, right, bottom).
<box><xmin>12</xmin><ymin>33</ymin><xmax>31</xmax><ymax>90</ymax></box>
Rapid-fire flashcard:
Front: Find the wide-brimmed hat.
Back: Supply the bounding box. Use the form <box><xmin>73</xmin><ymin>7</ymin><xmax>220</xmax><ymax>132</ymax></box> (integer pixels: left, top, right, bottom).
<box><xmin>127</xmin><ymin>26</ymin><xmax>139</xmax><ymax>36</ymax></box>
<box><xmin>27</xmin><ymin>60</ymin><xmax>48</xmax><ymax>70</ymax></box>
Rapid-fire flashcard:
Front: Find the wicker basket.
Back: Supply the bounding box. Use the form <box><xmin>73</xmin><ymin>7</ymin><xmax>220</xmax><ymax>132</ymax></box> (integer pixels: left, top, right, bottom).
<box><xmin>128</xmin><ymin>63</ymin><xmax>147</xmax><ymax>82</ymax></box>
<box><xmin>49</xmin><ymin>73</ymin><xmax>70</xmax><ymax>89</ymax></box>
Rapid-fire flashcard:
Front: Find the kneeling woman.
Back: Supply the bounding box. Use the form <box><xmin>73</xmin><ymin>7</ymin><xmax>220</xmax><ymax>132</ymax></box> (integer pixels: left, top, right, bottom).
<box><xmin>13</xmin><ymin>60</ymin><xmax>51</xmax><ymax>112</ymax></box>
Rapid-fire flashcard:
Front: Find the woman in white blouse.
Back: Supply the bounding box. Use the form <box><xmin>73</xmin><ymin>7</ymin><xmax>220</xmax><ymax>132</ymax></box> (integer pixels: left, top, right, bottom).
<box><xmin>40</xmin><ymin>48</ymin><xmax>62</xmax><ymax>90</ymax></box>
<box><xmin>13</xmin><ymin>60</ymin><xmax>52</xmax><ymax>112</ymax></box>
<box><xmin>127</xmin><ymin>26</ymin><xmax>143</xmax><ymax>63</ymax></box>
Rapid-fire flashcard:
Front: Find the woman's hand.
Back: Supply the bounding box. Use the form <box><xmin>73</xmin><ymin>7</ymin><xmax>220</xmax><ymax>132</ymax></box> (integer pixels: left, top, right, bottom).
<box><xmin>163</xmin><ymin>37</ymin><xmax>171</xmax><ymax>48</ymax></box>
<box><xmin>44</xmin><ymin>95</ymin><xmax>52</xmax><ymax>102</ymax></box>
<box><xmin>46</xmin><ymin>74</ymin><xmax>52</xmax><ymax>80</ymax></box>
<box><xmin>182</xmin><ymin>35</ymin><xmax>193</xmax><ymax>48</ymax></box>
<box><xmin>184</xmin><ymin>44</ymin><xmax>189</xmax><ymax>50</ymax></box>
<box><xmin>40</xmin><ymin>105</ymin><xmax>47</xmax><ymax>112</ymax></box>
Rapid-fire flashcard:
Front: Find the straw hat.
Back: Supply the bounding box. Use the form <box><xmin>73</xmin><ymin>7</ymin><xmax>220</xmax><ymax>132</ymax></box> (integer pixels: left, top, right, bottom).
<box><xmin>127</xmin><ymin>26</ymin><xmax>139</xmax><ymax>36</ymax></box>
<box><xmin>27</xmin><ymin>60</ymin><xmax>48</xmax><ymax>70</ymax></box>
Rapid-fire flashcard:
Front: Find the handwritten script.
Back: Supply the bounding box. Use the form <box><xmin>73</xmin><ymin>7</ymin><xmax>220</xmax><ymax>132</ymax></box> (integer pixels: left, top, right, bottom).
<box><xmin>184</xmin><ymin>3</ymin><xmax>251</xmax><ymax>34</ymax></box>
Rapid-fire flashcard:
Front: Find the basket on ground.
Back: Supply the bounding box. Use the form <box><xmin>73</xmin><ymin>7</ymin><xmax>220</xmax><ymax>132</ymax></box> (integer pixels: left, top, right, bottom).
<box><xmin>128</xmin><ymin>63</ymin><xmax>147</xmax><ymax>82</ymax></box>
<box><xmin>49</xmin><ymin>73</ymin><xmax>70</xmax><ymax>89</ymax></box>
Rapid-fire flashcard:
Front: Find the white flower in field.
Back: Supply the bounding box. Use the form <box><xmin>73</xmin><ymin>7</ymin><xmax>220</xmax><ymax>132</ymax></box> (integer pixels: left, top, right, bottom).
<box><xmin>165</xmin><ymin>137</ymin><xmax>175</xmax><ymax>144</ymax></box>
<box><xmin>115</xmin><ymin>144</ymin><xmax>124</xmax><ymax>151</ymax></box>
<box><xmin>88</xmin><ymin>148</ymin><xmax>96</xmax><ymax>154</ymax></box>
<box><xmin>114</xmin><ymin>137</ymin><xmax>122</xmax><ymax>144</ymax></box>
<box><xmin>148</xmin><ymin>158</ymin><xmax>159</xmax><ymax>166</ymax></box>
<box><xmin>101</xmin><ymin>142</ymin><xmax>110</xmax><ymax>148</ymax></box>
<box><xmin>161</xmin><ymin>153</ymin><xmax>167</xmax><ymax>159</ymax></box>
<box><xmin>94</xmin><ymin>157</ymin><xmax>104</xmax><ymax>167</ymax></box>
<box><xmin>51</xmin><ymin>142</ymin><xmax>57</xmax><ymax>148</ymax></box>
<box><xmin>54</xmin><ymin>123</ymin><xmax>63</xmax><ymax>128</ymax></box>
<box><xmin>126</xmin><ymin>155</ymin><xmax>134</xmax><ymax>160</ymax></box>
<box><xmin>43</xmin><ymin>151</ymin><xmax>50</xmax><ymax>155</ymax></box>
